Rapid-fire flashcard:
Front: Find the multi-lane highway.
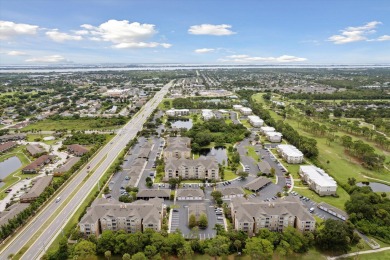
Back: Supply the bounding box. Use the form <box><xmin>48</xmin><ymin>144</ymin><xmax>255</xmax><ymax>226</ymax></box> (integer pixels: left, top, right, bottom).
<box><xmin>0</xmin><ymin>81</ymin><xmax>173</xmax><ymax>260</ymax></box>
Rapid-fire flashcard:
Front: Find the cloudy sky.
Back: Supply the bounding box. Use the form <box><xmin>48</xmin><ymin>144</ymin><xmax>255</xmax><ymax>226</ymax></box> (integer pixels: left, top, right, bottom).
<box><xmin>0</xmin><ymin>0</ymin><xmax>389</xmax><ymax>65</ymax></box>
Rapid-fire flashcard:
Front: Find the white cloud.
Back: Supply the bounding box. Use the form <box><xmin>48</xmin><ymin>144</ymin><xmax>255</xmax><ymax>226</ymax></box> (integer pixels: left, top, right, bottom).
<box><xmin>328</xmin><ymin>21</ymin><xmax>383</xmax><ymax>44</ymax></box>
<box><xmin>46</xmin><ymin>29</ymin><xmax>83</xmax><ymax>42</ymax></box>
<box><xmin>25</xmin><ymin>55</ymin><xmax>67</xmax><ymax>63</ymax></box>
<box><xmin>7</xmin><ymin>51</ymin><xmax>27</xmax><ymax>56</ymax></box>
<box><xmin>221</xmin><ymin>54</ymin><xmax>307</xmax><ymax>63</ymax></box>
<box><xmin>375</xmin><ymin>35</ymin><xmax>390</xmax><ymax>41</ymax></box>
<box><xmin>0</xmin><ymin>20</ymin><xmax>39</xmax><ymax>40</ymax></box>
<box><xmin>80</xmin><ymin>19</ymin><xmax>170</xmax><ymax>49</ymax></box>
<box><xmin>194</xmin><ymin>48</ymin><xmax>215</xmax><ymax>53</ymax></box>
<box><xmin>188</xmin><ymin>24</ymin><xmax>236</xmax><ymax>36</ymax></box>
<box><xmin>73</xmin><ymin>30</ymin><xmax>89</xmax><ymax>35</ymax></box>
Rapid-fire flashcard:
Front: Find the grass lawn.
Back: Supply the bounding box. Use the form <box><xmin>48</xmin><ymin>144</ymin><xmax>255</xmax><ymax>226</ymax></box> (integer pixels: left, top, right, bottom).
<box><xmin>23</xmin><ymin>119</ymin><xmax>123</xmax><ymax>131</ymax></box>
<box><xmin>224</xmin><ymin>169</ymin><xmax>238</xmax><ymax>180</ymax></box>
<box><xmin>240</xmin><ymin>119</ymin><xmax>252</xmax><ymax>129</ymax></box>
<box><xmin>293</xmin><ymin>186</ymin><xmax>350</xmax><ymax>210</ymax></box>
<box><xmin>245</xmin><ymin>146</ymin><xmax>259</xmax><ymax>162</ymax></box>
<box><xmin>27</xmin><ymin>134</ymin><xmax>58</xmax><ymax>145</ymax></box>
<box><xmin>347</xmin><ymin>249</ymin><xmax>390</xmax><ymax>260</ymax></box>
<box><xmin>225</xmin><ymin>119</ymin><xmax>233</xmax><ymax>124</ymax></box>
<box><xmin>158</xmin><ymin>98</ymin><xmax>173</xmax><ymax>110</ymax></box>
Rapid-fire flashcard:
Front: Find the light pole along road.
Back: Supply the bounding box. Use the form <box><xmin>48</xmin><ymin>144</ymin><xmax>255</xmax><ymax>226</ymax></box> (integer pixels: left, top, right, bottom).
<box><xmin>0</xmin><ymin>81</ymin><xmax>173</xmax><ymax>260</ymax></box>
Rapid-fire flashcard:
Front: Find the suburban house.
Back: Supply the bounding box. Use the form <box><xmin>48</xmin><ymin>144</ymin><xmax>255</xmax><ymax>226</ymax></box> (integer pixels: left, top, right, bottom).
<box><xmin>265</xmin><ymin>131</ymin><xmax>283</xmax><ymax>143</ymax></box>
<box><xmin>257</xmin><ymin>160</ymin><xmax>272</xmax><ymax>175</ymax></box>
<box><xmin>277</xmin><ymin>144</ymin><xmax>304</xmax><ymax>164</ymax></box>
<box><xmin>166</xmin><ymin>108</ymin><xmax>190</xmax><ymax>117</ymax></box>
<box><xmin>299</xmin><ymin>165</ymin><xmax>337</xmax><ymax>196</ymax></box>
<box><xmin>136</xmin><ymin>189</ymin><xmax>170</xmax><ymax>200</ymax></box>
<box><xmin>244</xmin><ymin>177</ymin><xmax>272</xmax><ymax>192</ymax></box>
<box><xmin>260</xmin><ymin>126</ymin><xmax>276</xmax><ymax>134</ymax></box>
<box><xmin>26</xmin><ymin>144</ymin><xmax>46</xmax><ymax>157</ymax></box>
<box><xmin>230</xmin><ymin>197</ymin><xmax>316</xmax><ymax>236</ymax></box>
<box><xmin>79</xmin><ymin>198</ymin><xmax>164</xmax><ymax>236</ymax></box>
<box><xmin>0</xmin><ymin>134</ymin><xmax>26</xmax><ymax>142</ymax></box>
<box><xmin>247</xmin><ymin>115</ymin><xmax>264</xmax><ymax>127</ymax></box>
<box><xmin>176</xmin><ymin>189</ymin><xmax>205</xmax><ymax>200</ymax></box>
<box><xmin>164</xmin><ymin>137</ymin><xmax>191</xmax><ymax>160</ymax></box>
<box><xmin>0</xmin><ymin>141</ymin><xmax>17</xmax><ymax>153</ymax></box>
<box><xmin>20</xmin><ymin>176</ymin><xmax>53</xmax><ymax>203</ymax></box>
<box><xmin>202</xmin><ymin>109</ymin><xmax>215</xmax><ymax>121</ymax></box>
<box><xmin>164</xmin><ymin>156</ymin><xmax>219</xmax><ymax>181</ymax></box>
<box><xmin>67</xmin><ymin>144</ymin><xmax>88</xmax><ymax>156</ymax></box>
<box><xmin>217</xmin><ymin>187</ymin><xmax>245</xmax><ymax>199</ymax></box>
<box><xmin>22</xmin><ymin>155</ymin><xmax>54</xmax><ymax>174</ymax></box>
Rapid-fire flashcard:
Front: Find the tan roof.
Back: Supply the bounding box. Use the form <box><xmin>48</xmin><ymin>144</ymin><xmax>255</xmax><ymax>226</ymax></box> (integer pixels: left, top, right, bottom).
<box><xmin>20</xmin><ymin>176</ymin><xmax>53</xmax><ymax>200</ymax></box>
<box><xmin>136</xmin><ymin>189</ymin><xmax>170</xmax><ymax>198</ymax></box>
<box><xmin>257</xmin><ymin>161</ymin><xmax>271</xmax><ymax>174</ymax></box>
<box><xmin>244</xmin><ymin>177</ymin><xmax>271</xmax><ymax>191</ymax></box>
<box><xmin>26</xmin><ymin>144</ymin><xmax>45</xmax><ymax>155</ymax></box>
<box><xmin>23</xmin><ymin>155</ymin><xmax>54</xmax><ymax>171</ymax></box>
<box><xmin>0</xmin><ymin>141</ymin><xmax>16</xmax><ymax>152</ymax></box>
<box><xmin>0</xmin><ymin>203</ymin><xmax>30</xmax><ymax>227</ymax></box>
<box><xmin>54</xmin><ymin>157</ymin><xmax>80</xmax><ymax>173</ymax></box>
<box><xmin>217</xmin><ymin>187</ymin><xmax>245</xmax><ymax>196</ymax></box>
<box><xmin>68</xmin><ymin>144</ymin><xmax>88</xmax><ymax>155</ymax></box>
<box><xmin>79</xmin><ymin>198</ymin><xmax>163</xmax><ymax>225</ymax></box>
<box><xmin>188</xmin><ymin>203</ymin><xmax>207</xmax><ymax>218</ymax></box>
<box><xmin>176</xmin><ymin>189</ymin><xmax>205</xmax><ymax>198</ymax></box>
<box><xmin>231</xmin><ymin>196</ymin><xmax>315</xmax><ymax>223</ymax></box>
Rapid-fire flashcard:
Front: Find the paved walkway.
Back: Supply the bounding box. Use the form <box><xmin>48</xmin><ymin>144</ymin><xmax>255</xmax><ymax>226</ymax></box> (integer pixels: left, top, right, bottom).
<box><xmin>361</xmin><ymin>175</ymin><xmax>390</xmax><ymax>184</ymax></box>
<box><xmin>327</xmin><ymin>247</ymin><xmax>390</xmax><ymax>260</ymax></box>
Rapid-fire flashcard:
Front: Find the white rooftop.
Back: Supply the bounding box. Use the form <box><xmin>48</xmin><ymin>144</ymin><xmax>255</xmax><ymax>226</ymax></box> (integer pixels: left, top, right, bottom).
<box><xmin>260</xmin><ymin>126</ymin><xmax>275</xmax><ymax>132</ymax></box>
<box><xmin>277</xmin><ymin>144</ymin><xmax>302</xmax><ymax>157</ymax></box>
<box><xmin>300</xmin><ymin>165</ymin><xmax>337</xmax><ymax>187</ymax></box>
<box><xmin>240</xmin><ymin>107</ymin><xmax>252</xmax><ymax>112</ymax></box>
<box><xmin>266</xmin><ymin>131</ymin><xmax>282</xmax><ymax>137</ymax></box>
<box><xmin>248</xmin><ymin>115</ymin><xmax>263</xmax><ymax>123</ymax></box>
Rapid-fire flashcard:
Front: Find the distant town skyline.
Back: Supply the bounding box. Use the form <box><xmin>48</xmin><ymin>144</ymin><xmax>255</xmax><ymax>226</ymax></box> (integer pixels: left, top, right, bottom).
<box><xmin>1</xmin><ymin>0</ymin><xmax>389</xmax><ymax>65</ymax></box>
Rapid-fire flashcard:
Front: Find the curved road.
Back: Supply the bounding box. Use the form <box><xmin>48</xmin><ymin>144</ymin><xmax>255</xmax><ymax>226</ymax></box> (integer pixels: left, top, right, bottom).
<box><xmin>0</xmin><ymin>81</ymin><xmax>173</xmax><ymax>260</ymax></box>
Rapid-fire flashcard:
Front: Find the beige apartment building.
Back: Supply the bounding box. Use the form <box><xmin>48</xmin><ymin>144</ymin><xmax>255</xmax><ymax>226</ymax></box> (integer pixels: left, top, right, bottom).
<box><xmin>230</xmin><ymin>197</ymin><xmax>315</xmax><ymax>236</ymax></box>
<box><xmin>79</xmin><ymin>198</ymin><xmax>164</xmax><ymax>236</ymax></box>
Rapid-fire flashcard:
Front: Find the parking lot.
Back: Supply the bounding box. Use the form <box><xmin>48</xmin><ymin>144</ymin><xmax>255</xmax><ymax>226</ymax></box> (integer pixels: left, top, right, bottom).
<box><xmin>169</xmin><ymin>202</ymin><xmax>225</xmax><ymax>239</ymax></box>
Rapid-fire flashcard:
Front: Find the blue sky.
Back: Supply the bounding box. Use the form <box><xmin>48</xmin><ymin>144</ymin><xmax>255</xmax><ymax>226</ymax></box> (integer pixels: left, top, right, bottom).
<box><xmin>0</xmin><ymin>0</ymin><xmax>389</xmax><ymax>64</ymax></box>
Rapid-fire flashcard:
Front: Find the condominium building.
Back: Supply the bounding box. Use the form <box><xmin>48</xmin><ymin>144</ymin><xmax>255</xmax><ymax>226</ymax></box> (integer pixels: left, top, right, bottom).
<box><xmin>277</xmin><ymin>144</ymin><xmax>303</xmax><ymax>164</ymax></box>
<box><xmin>164</xmin><ymin>137</ymin><xmax>191</xmax><ymax>159</ymax></box>
<box><xmin>265</xmin><ymin>131</ymin><xmax>283</xmax><ymax>143</ymax></box>
<box><xmin>299</xmin><ymin>165</ymin><xmax>337</xmax><ymax>196</ymax></box>
<box><xmin>240</xmin><ymin>107</ymin><xmax>252</xmax><ymax>115</ymax></box>
<box><xmin>230</xmin><ymin>197</ymin><xmax>316</xmax><ymax>236</ymax></box>
<box><xmin>247</xmin><ymin>115</ymin><xmax>264</xmax><ymax>127</ymax></box>
<box><xmin>166</xmin><ymin>108</ymin><xmax>190</xmax><ymax>117</ymax></box>
<box><xmin>164</xmin><ymin>157</ymin><xmax>219</xmax><ymax>181</ymax></box>
<box><xmin>260</xmin><ymin>126</ymin><xmax>275</xmax><ymax>134</ymax></box>
<box><xmin>79</xmin><ymin>198</ymin><xmax>164</xmax><ymax>236</ymax></box>
<box><xmin>233</xmin><ymin>104</ymin><xmax>243</xmax><ymax>111</ymax></box>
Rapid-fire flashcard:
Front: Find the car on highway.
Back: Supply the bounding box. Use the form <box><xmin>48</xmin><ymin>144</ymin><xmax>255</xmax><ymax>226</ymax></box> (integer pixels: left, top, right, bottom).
<box><xmin>87</xmin><ymin>165</ymin><xmax>91</xmax><ymax>169</ymax></box>
<box><xmin>5</xmin><ymin>188</ymin><xmax>12</xmax><ymax>193</ymax></box>
<box><xmin>55</xmin><ymin>197</ymin><xmax>61</xmax><ymax>203</ymax></box>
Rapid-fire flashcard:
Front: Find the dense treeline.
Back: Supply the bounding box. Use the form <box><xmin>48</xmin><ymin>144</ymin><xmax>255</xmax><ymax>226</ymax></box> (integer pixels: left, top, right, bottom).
<box><xmin>345</xmin><ymin>186</ymin><xmax>390</xmax><ymax>243</ymax></box>
<box><xmin>63</xmin><ymin>132</ymin><xmax>107</xmax><ymax>145</ymax></box>
<box><xmin>185</xmin><ymin>118</ymin><xmax>250</xmax><ymax>152</ymax></box>
<box><xmin>286</xmin><ymin>89</ymin><xmax>390</xmax><ymax>100</ymax></box>
<box><xmin>47</xmin><ymin>115</ymin><xmax>128</xmax><ymax>127</ymax></box>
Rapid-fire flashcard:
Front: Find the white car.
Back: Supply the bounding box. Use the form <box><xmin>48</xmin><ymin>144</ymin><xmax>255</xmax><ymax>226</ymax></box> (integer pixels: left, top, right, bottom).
<box><xmin>55</xmin><ymin>197</ymin><xmax>61</xmax><ymax>203</ymax></box>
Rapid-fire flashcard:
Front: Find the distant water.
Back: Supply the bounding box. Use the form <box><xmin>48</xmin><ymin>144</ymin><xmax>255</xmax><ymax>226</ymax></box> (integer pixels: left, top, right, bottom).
<box><xmin>0</xmin><ymin>156</ymin><xmax>22</xmax><ymax>179</ymax></box>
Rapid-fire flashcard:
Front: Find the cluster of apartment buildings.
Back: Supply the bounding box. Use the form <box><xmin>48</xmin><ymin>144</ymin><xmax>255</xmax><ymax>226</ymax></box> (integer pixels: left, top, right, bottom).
<box><xmin>166</xmin><ymin>108</ymin><xmax>190</xmax><ymax>117</ymax></box>
<box><xmin>163</xmin><ymin>137</ymin><xmax>219</xmax><ymax>181</ymax></box>
<box><xmin>230</xmin><ymin>197</ymin><xmax>316</xmax><ymax>236</ymax></box>
<box><xmin>233</xmin><ymin>105</ymin><xmax>252</xmax><ymax>115</ymax></box>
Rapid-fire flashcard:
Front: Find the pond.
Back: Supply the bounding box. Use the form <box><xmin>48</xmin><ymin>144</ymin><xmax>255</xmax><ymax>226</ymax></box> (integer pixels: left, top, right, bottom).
<box><xmin>0</xmin><ymin>156</ymin><xmax>22</xmax><ymax>179</ymax></box>
<box><xmin>171</xmin><ymin>119</ymin><xmax>193</xmax><ymax>130</ymax></box>
<box><xmin>356</xmin><ymin>182</ymin><xmax>390</xmax><ymax>192</ymax></box>
<box><xmin>199</xmin><ymin>147</ymin><xmax>228</xmax><ymax>165</ymax></box>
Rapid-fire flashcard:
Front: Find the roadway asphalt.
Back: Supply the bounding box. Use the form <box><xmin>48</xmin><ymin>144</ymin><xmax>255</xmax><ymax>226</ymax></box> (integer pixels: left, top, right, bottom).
<box><xmin>0</xmin><ymin>81</ymin><xmax>173</xmax><ymax>260</ymax></box>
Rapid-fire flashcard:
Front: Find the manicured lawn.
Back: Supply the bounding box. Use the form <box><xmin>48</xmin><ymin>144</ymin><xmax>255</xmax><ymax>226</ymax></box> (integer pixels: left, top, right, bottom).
<box><xmin>23</xmin><ymin>119</ymin><xmax>123</xmax><ymax>131</ymax></box>
<box><xmin>245</xmin><ymin>146</ymin><xmax>259</xmax><ymax>162</ymax></box>
<box><xmin>293</xmin><ymin>186</ymin><xmax>350</xmax><ymax>210</ymax></box>
<box><xmin>158</xmin><ymin>98</ymin><xmax>173</xmax><ymax>110</ymax></box>
<box><xmin>224</xmin><ymin>169</ymin><xmax>238</xmax><ymax>180</ymax></box>
<box><xmin>240</xmin><ymin>119</ymin><xmax>252</xmax><ymax>129</ymax></box>
<box><xmin>351</xmin><ymin>249</ymin><xmax>390</xmax><ymax>260</ymax></box>
<box><xmin>27</xmin><ymin>134</ymin><xmax>58</xmax><ymax>145</ymax></box>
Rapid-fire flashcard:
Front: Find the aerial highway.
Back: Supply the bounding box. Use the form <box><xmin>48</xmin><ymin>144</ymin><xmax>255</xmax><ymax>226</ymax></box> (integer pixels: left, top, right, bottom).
<box><xmin>0</xmin><ymin>81</ymin><xmax>173</xmax><ymax>260</ymax></box>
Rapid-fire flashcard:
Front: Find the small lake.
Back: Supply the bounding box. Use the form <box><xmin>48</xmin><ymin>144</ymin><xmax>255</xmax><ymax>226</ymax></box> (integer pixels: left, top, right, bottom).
<box><xmin>199</xmin><ymin>147</ymin><xmax>228</xmax><ymax>165</ymax></box>
<box><xmin>357</xmin><ymin>182</ymin><xmax>390</xmax><ymax>192</ymax></box>
<box><xmin>0</xmin><ymin>156</ymin><xmax>22</xmax><ymax>179</ymax></box>
<box><xmin>171</xmin><ymin>119</ymin><xmax>193</xmax><ymax>130</ymax></box>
